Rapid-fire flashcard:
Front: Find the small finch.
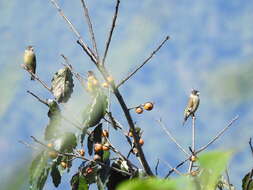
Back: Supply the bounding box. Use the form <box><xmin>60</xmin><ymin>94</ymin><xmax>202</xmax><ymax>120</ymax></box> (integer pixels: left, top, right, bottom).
<box><xmin>183</xmin><ymin>89</ymin><xmax>200</xmax><ymax>125</ymax></box>
<box><xmin>24</xmin><ymin>45</ymin><xmax>36</xmax><ymax>80</ymax></box>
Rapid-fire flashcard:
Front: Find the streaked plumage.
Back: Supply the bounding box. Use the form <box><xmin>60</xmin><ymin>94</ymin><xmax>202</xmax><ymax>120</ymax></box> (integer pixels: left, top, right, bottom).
<box><xmin>24</xmin><ymin>45</ymin><xmax>36</xmax><ymax>80</ymax></box>
<box><xmin>183</xmin><ymin>89</ymin><xmax>200</xmax><ymax>125</ymax></box>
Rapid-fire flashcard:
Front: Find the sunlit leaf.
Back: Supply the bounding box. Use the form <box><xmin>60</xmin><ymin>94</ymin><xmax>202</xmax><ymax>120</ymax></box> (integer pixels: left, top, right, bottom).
<box><xmin>29</xmin><ymin>151</ymin><xmax>50</xmax><ymax>190</ymax></box>
<box><xmin>198</xmin><ymin>151</ymin><xmax>232</xmax><ymax>190</ymax></box>
<box><xmin>117</xmin><ymin>178</ymin><xmax>177</xmax><ymax>190</ymax></box>
<box><xmin>82</xmin><ymin>92</ymin><xmax>108</xmax><ymax>129</ymax></box>
<box><xmin>44</xmin><ymin>100</ymin><xmax>61</xmax><ymax>141</ymax></box>
<box><xmin>51</xmin><ymin>67</ymin><xmax>74</xmax><ymax>103</ymax></box>
<box><xmin>54</xmin><ymin>132</ymin><xmax>77</xmax><ymax>153</ymax></box>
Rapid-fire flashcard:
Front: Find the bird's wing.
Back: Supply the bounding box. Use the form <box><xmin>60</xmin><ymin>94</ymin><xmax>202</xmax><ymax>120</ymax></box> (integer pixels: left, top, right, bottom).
<box><xmin>33</xmin><ymin>55</ymin><xmax>36</xmax><ymax>74</ymax></box>
<box><xmin>187</xmin><ymin>97</ymin><xmax>194</xmax><ymax>111</ymax></box>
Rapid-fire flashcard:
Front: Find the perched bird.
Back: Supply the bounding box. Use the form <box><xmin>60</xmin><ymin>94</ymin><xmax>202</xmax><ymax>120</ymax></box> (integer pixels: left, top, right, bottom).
<box><xmin>183</xmin><ymin>89</ymin><xmax>200</xmax><ymax>125</ymax></box>
<box><xmin>86</xmin><ymin>71</ymin><xmax>99</xmax><ymax>94</ymax></box>
<box><xmin>23</xmin><ymin>45</ymin><xmax>36</xmax><ymax>80</ymax></box>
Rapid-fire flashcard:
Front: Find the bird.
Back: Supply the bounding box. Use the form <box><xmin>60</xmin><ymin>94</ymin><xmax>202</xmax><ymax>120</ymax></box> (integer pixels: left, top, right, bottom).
<box><xmin>183</xmin><ymin>89</ymin><xmax>200</xmax><ymax>125</ymax></box>
<box><xmin>86</xmin><ymin>71</ymin><xmax>99</xmax><ymax>94</ymax></box>
<box><xmin>23</xmin><ymin>45</ymin><xmax>36</xmax><ymax>80</ymax></box>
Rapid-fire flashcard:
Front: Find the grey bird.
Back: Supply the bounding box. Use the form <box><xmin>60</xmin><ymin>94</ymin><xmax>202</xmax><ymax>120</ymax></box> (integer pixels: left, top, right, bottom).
<box><xmin>24</xmin><ymin>45</ymin><xmax>36</xmax><ymax>80</ymax></box>
<box><xmin>183</xmin><ymin>89</ymin><xmax>200</xmax><ymax>125</ymax></box>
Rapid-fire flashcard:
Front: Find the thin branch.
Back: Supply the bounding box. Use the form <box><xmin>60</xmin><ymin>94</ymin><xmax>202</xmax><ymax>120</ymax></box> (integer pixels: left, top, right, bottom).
<box><xmin>22</xmin><ymin>65</ymin><xmax>52</xmax><ymax>92</ymax></box>
<box><xmin>102</xmin><ymin>0</ymin><xmax>120</xmax><ymax>65</ymax></box>
<box><xmin>27</xmin><ymin>90</ymin><xmax>82</xmax><ymax>131</ymax></box>
<box><xmin>157</xmin><ymin>119</ymin><xmax>190</xmax><ymax>157</ymax></box>
<box><xmin>196</xmin><ymin>115</ymin><xmax>239</xmax><ymax>154</ymax></box>
<box><xmin>155</xmin><ymin>159</ymin><xmax>160</xmax><ymax>176</ymax></box>
<box><xmin>105</xmin><ymin>136</ymin><xmax>137</xmax><ymax>173</ymax></box>
<box><xmin>161</xmin><ymin>159</ymin><xmax>183</xmax><ymax>176</ymax></box>
<box><xmin>192</xmin><ymin>116</ymin><xmax>196</xmax><ymax>152</ymax></box>
<box><xmin>80</xmin><ymin>0</ymin><xmax>99</xmax><ymax>59</ymax></box>
<box><xmin>249</xmin><ymin>138</ymin><xmax>253</xmax><ymax>158</ymax></box>
<box><xmin>188</xmin><ymin>116</ymin><xmax>196</xmax><ymax>173</ymax></box>
<box><xmin>165</xmin><ymin>158</ymin><xmax>189</xmax><ymax>178</ymax></box>
<box><xmin>61</xmin><ymin>54</ymin><xmax>86</xmax><ymax>88</ymax></box>
<box><xmin>117</xmin><ymin>35</ymin><xmax>170</xmax><ymax>88</ymax></box>
<box><xmin>77</xmin><ymin>40</ymin><xmax>98</xmax><ymax>64</ymax></box>
<box><xmin>48</xmin><ymin>0</ymin><xmax>97</xmax><ymax>64</ymax></box>
<box><xmin>188</xmin><ymin>161</ymin><xmax>193</xmax><ymax>174</ymax></box>
<box><xmin>19</xmin><ymin>140</ymin><xmax>39</xmax><ymax>150</ymax></box>
<box><xmin>30</xmin><ymin>135</ymin><xmax>131</xmax><ymax>176</ymax></box>
<box><xmin>27</xmin><ymin>90</ymin><xmax>49</xmax><ymax>106</ymax></box>
<box><xmin>225</xmin><ymin>168</ymin><xmax>232</xmax><ymax>190</ymax></box>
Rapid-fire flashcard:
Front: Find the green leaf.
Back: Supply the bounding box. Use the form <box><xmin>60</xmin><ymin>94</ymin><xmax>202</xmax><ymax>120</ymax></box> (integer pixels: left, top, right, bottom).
<box><xmin>198</xmin><ymin>151</ymin><xmax>232</xmax><ymax>190</ymax></box>
<box><xmin>117</xmin><ymin>178</ymin><xmax>177</xmax><ymax>190</ymax></box>
<box><xmin>54</xmin><ymin>132</ymin><xmax>77</xmax><ymax>153</ymax></box>
<box><xmin>71</xmin><ymin>173</ymin><xmax>89</xmax><ymax>190</ymax></box>
<box><xmin>44</xmin><ymin>100</ymin><xmax>61</xmax><ymax>141</ymax></box>
<box><xmin>51</xmin><ymin>67</ymin><xmax>74</xmax><ymax>103</ymax></box>
<box><xmin>93</xmin><ymin>124</ymin><xmax>102</xmax><ymax>143</ymax></box>
<box><xmin>102</xmin><ymin>150</ymin><xmax>110</xmax><ymax>162</ymax></box>
<box><xmin>242</xmin><ymin>170</ymin><xmax>253</xmax><ymax>190</ymax></box>
<box><xmin>51</xmin><ymin>162</ymin><xmax>61</xmax><ymax>187</ymax></box>
<box><xmin>29</xmin><ymin>151</ymin><xmax>50</xmax><ymax>190</ymax></box>
<box><xmin>82</xmin><ymin>92</ymin><xmax>108</xmax><ymax>129</ymax></box>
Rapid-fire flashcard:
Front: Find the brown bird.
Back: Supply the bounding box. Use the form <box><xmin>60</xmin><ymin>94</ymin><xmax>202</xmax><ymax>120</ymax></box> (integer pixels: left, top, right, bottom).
<box><xmin>23</xmin><ymin>45</ymin><xmax>36</xmax><ymax>80</ymax></box>
<box><xmin>183</xmin><ymin>89</ymin><xmax>200</xmax><ymax>125</ymax></box>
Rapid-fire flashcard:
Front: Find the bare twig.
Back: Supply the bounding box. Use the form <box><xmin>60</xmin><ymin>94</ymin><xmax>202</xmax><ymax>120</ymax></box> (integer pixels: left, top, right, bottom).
<box><xmin>157</xmin><ymin>119</ymin><xmax>190</xmax><ymax>157</ymax></box>
<box><xmin>102</xmin><ymin>0</ymin><xmax>120</xmax><ymax>65</ymax></box>
<box><xmin>188</xmin><ymin>161</ymin><xmax>193</xmax><ymax>174</ymax></box>
<box><xmin>225</xmin><ymin>168</ymin><xmax>232</xmax><ymax>190</ymax></box>
<box><xmin>155</xmin><ymin>159</ymin><xmax>160</xmax><ymax>175</ymax></box>
<box><xmin>117</xmin><ymin>35</ymin><xmax>170</xmax><ymax>88</ymax></box>
<box><xmin>61</xmin><ymin>54</ymin><xmax>86</xmax><ymax>88</ymax></box>
<box><xmin>22</xmin><ymin>65</ymin><xmax>52</xmax><ymax>92</ymax></box>
<box><xmin>19</xmin><ymin>140</ymin><xmax>39</xmax><ymax>150</ymax></box>
<box><xmin>161</xmin><ymin>159</ymin><xmax>183</xmax><ymax>176</ymax></box>
<box><xmin>27</xmin><ymin>90</ymin><xmax>49</xmax><ymax>106</ymax></box>
<box><xmin>249</xmin><ymin>138</ymin><xmax>253</xmax><ymax>158</ymax></box>
<box><xmin>165</xmin><ymin>158</ymin><xmax>189</xmax><ymax>178</ymax></box>
<box><xmin>27</xmin><ymin>90</ymin><xmax>82</xmax><ymax>131</ymax></box>
<box><xmin>80</xmin><ymin>0</ymin><xmax>99</xmax><ymax>59</ymax></box>
<box><xmin>196</xmin><ymin>115</ymin><xmax>239</xmax><ymax>154</ymax></box>
<box><xmin>188</xmin><ymin>116</ymin><xmax>196</xmax><ymax>173</ymax></box>
<box><xmin>48</xmin><ymin>0</ymin><xmax>97</xmax><ymax>64</ymax></box>
<box><xmin>192</xmin><ymin>116</ymin><xmax>196</xmax><ymax>152</ymax></box>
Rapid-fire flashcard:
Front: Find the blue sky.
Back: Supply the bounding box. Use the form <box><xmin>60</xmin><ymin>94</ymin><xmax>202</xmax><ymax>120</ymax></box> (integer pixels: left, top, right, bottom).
<box><xmin>0</xmin><ymin>0</ymin><xmax>253</xmax><ymax>189</ymax></box>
